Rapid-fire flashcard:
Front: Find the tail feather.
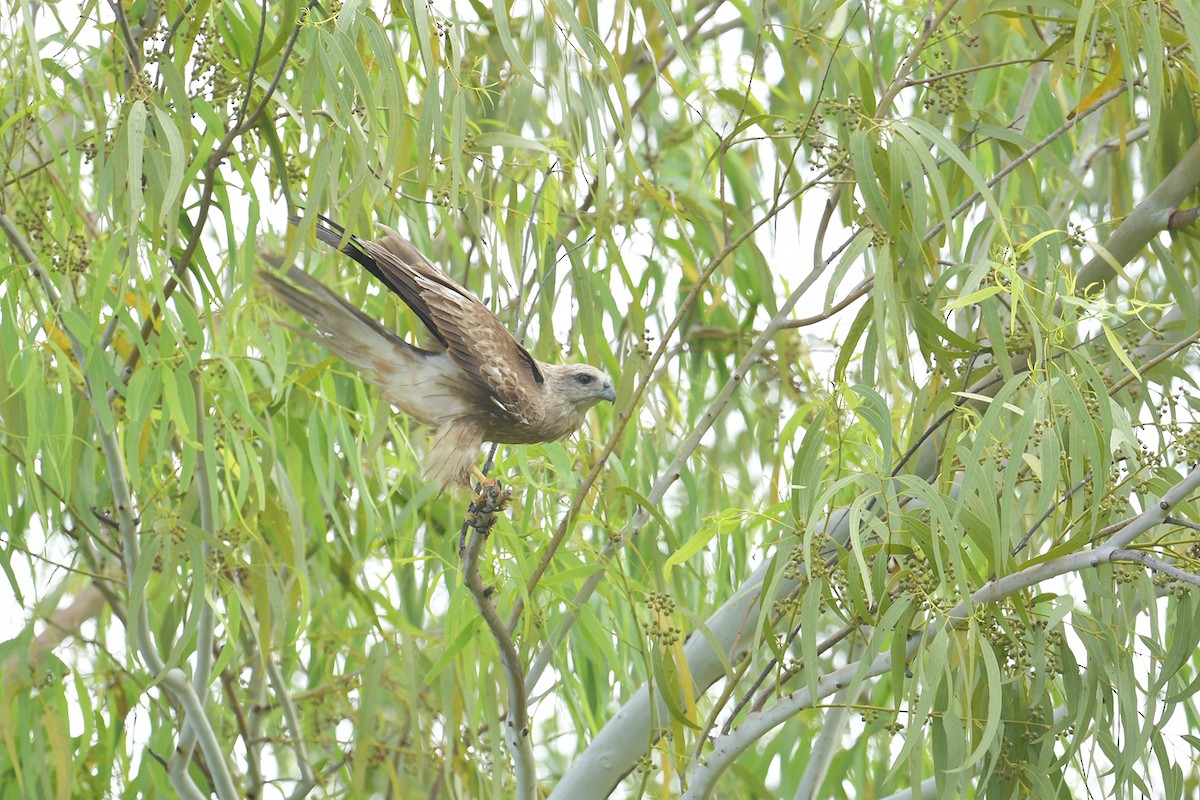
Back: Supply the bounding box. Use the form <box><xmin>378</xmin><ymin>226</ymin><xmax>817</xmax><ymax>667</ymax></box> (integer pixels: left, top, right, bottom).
<box><xmin>258</xmin><ymin>266</ymin><xmax>432</xmax><ymax>381</ymax></box>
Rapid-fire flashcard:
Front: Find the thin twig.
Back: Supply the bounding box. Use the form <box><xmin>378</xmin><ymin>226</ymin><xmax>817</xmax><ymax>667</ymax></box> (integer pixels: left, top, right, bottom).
<box><xmin>901</xmin><ymin>57</ymin><xmax>1047</xmax><ymax>87</ymax></box>
<box><xmin>923</xmin><ymin>46</ymin><xmax>1187</xmax><ymax>247</ymax></box>
<box><xmin>1107</xmin><ymin>330</ymin><xmax>1200</xmax><ymax>397</ymax></box>
<box><xmin>1012</xmin><ymin>473</ymin><xmax>1094</xmax><ymax>556</ymax></box>
<box><xmin>232</xmin><ymin>0</ymin><xmax>271</xmax><ymax>133</ymax></box>
<box><xmin>781</xmin><ymin>276</ymin><xmax>872</xmax><ymax>329</ymax></box>
<box><xmin>220</xmin><ymin>667</ymin><xmax>263</xmax><ymax>797</ymax></box>
<box><xmin>1109</xmin><ymin>549</ymin><xmax>1200</xmax><ymax>587</ymax></box>
<box><xmin>106</xmin><ymin>0</ymin><xmax>145</xmax><ymax>75</ymax></box>
<box><xmin>507</xmin><ymin>164</ymin><xmax>838</xmax><ymax>636</ymax></box>
<box><xmin>716</xmin><ymin>618</ymin><xmax>857</xmax><ymax>740</ymax></box>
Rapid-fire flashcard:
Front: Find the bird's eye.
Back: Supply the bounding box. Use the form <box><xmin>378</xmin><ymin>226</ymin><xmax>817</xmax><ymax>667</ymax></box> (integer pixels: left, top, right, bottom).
<box><xmin>576</xmin><ymin>373</ymin><xmax>593</xmax><ymax>385</ymax></box>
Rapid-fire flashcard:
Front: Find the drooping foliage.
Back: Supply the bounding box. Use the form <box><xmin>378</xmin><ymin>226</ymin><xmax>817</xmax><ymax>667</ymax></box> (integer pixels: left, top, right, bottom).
<box><xmin>2</xmin><ymin>1</ymin><xmax>1200</xmax><ymax>798</ymax></box>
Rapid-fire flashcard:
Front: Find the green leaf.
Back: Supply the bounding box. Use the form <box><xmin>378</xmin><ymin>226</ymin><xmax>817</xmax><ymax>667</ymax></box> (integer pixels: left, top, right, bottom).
<box><xmin>152</xmin><ymin>106</ymin><xmax>186</xmax><ymax>229</ymax></box>
<box><xmin>661</xmin><ymin>517</ymin><xmax>719</xmax><ymax>577</ymax></box>
<box><xmin>423</xmin><ymin>612</ymin><xmax>483</xmax><ymax>684</ymax></box>
<box><xmin>491</xmin><ymin>0</ymin><xmax>542</xmax><ymax>87</ymax></box>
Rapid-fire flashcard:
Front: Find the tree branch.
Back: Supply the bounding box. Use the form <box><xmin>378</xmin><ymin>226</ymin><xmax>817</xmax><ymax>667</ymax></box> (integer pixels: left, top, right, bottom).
<box><xmin>461</xmin><ymin>483</ymin><xmax>535</xmax><ymax>798</ymax></box>
<box><xmin>264</xmin><ymin>655</ymin><xmax>319</xmax><ymax>799</ymax></box>
<box><xmin>1109</xmin><ymin>549</ymin><xmax>1200</xmax><ymax>588</ymax></box>
<box><xmin>162</xmin><ymin>668</ymin><xmax>241</xmax><ymax>800</ymax></box>
<box><xmin>172</xmin><ymin>362</ymin><xmax>219</xmax><ymax>770</ymax></box>
<box><xmin>682</xmin><ymin>629</ymin><xmax>927</xmax><ymax>800</ymax></box>
<box><xmin>1076</xmin><ymin>136</ymin><xmax>1200</xmax><ymax>290</ymax></box>
<box><xmin>790</xmin><ymin>686</ymin><xmax>855</xmax><ymax>800</ymax></box>
<box><xmin>684</xmin><ymin>462</ymin><xmax>1200</xmax><ymax>797</ymax></box>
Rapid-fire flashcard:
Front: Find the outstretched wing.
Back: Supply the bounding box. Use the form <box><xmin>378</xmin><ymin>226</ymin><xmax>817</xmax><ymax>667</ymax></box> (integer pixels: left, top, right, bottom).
<box><xmin>294</xmin><ymin>215</ymin><xmax>544</xmax><ymax>423</ymax></box>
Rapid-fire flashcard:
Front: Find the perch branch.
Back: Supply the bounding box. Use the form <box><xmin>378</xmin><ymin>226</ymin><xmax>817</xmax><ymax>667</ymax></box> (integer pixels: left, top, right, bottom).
<box><xmin>460</xmin><ymin>482</ymin><xmax>535</xmax><ymax>799</ymax></box>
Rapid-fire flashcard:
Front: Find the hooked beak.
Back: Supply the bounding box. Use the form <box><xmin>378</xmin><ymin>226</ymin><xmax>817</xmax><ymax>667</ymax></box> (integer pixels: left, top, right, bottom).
<box><xmin>600</xmin><ymin>382</ymin><xmax>616</xmax><ymax>403</ymax></box>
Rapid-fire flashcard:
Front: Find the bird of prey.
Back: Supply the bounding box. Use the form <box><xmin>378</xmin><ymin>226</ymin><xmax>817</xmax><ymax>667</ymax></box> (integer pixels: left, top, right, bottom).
<box><xmin>261</xmin><ymin>216</ymin><xmax>616</xmax><ymax>490</ymax></box>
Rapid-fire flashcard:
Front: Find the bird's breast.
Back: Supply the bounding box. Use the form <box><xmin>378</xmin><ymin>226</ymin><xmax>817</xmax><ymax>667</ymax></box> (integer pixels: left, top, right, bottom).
<box><xmin>475</xmin><ymin>405</ymin><xmax>585</xmax><ymax>445</ymax></box>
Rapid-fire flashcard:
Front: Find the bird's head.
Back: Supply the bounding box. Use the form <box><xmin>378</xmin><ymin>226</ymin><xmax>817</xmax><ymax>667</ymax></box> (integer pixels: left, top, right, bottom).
<box><xmin>547</xmin><ymin>363</ymin><xmax>616</xmax><ymax>409</ymax></box>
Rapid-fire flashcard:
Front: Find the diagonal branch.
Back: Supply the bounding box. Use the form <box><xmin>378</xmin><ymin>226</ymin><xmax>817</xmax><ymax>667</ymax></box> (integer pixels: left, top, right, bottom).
<box><xmin>1109</xmin><ymin>549</ymin><xmax>1200</xmax><ymax>588</ymax></box>
<box><xmin>1076</xmin><ymin>137</ymin><xmax>1200</xmax><ymax>291</ymax></box>
<box><xmin>683</xmin><ymin>462</ymin><xmax>1200</xmax><ymax>798</ymax></box>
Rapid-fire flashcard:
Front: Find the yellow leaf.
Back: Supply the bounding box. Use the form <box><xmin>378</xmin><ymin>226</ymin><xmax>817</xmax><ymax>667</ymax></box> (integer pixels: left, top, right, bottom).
<box><xmin>668</xmin><ymin>632</ymin><xmax>699</xmax><ymax>724</ymax></box>
<box><xmin>1070</xmin><ymin>50</ymin><xmax>1122</xmax><ymax>119</ymax></box>
<box><xmin>41</xmin><ymin>707</ymin><xmax>71</xmax><ymax>800</ymax></box>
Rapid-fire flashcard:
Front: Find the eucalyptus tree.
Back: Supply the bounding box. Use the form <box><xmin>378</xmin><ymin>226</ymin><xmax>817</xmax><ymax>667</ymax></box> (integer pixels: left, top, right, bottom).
<box><xmin>3</xmin><ymin>1</ymin><xmax>1200</xmax><ymax>799</ymax></box>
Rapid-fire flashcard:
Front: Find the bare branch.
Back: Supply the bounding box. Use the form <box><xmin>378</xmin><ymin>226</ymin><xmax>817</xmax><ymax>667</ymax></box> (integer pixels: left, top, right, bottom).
<box><xmin>173</xmin><ymin>355</ymin><xmax>219</xmax><ymax>771</ymax></box>
<box><xmin>162</xmin><ymin>669</ymin><xmax>241</xmax><ymax>800</ymax></box>
<box><xmin>791</xmin><ymin>687</ymin><xmax>856</xmax><ymax>800</ymax></box>
<box><xmin>1109</xmin><ymin>549</ymin><xmax>1200</xmax><ymax>587</ymax></box>
<box><xmin>1077</xmin><ymin>137</ymin><xmax>1200</xmax><ymax>290</ymax></box>
<box><xmin>264</xmin><ymin>656</ymin><xmax>319</xmax><ymax>799</ymax></box>
<box><xmin>1166</xmin><ymin>516</ymin><xmax>1200</xmax><ymax>534</ymax></box>
<box><xmin>461</xmin><ymin>483</ymin><xmax>535</xmax><ymax>799</ymax></box>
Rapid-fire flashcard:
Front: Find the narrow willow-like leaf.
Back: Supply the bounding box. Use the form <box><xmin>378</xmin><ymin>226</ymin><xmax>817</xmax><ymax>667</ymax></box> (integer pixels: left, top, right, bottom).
<box><xmin>126</xmin><ymin>100</ymin><xmax>147</xmax><ymax>238</ymax></box>
<box><xmin>491</xmin><ymin>0</ymin><xmax>541</xmax><ymax>87</ymax></box>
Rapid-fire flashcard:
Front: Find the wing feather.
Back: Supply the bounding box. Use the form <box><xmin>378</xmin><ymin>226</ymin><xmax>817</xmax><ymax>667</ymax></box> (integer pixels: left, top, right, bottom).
<box><xmin>294</xmin><ymin>216</ymin><xmax>545</xmax><ymax>425</ymax></box>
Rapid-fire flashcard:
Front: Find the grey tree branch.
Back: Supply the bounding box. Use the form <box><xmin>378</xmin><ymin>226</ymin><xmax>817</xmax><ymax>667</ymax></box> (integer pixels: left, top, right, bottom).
<box><xmin>552</xmin><ymin>279</ymin><xmax>1200</xmax><ymax>796</ymax></box>
<box><xmin>1109</xmin><ymin>549</ymin><xmax>1200</xmax><ymax>587</ymax></box>
<box><xmin>683</xmin><ymin>462</ymin><xmax>1200</xmax><ymax>798</ymax></box>
<box><xmin>246</xmin><ymin>655</ymin><xmax>269</xmax><ymax>798</ymax></box>
<box><xmin>264</xmin><ymin>656</ymin><xmax>318</xmax><ymax>799</ymax></box>
<box><xmin>173</xmin><ymin>364</ymin><xmax>219</xmax><ymax>770</ymax></box>
<box><xmin>1076</xmin><ymin>137</ymin><xmax>1200</xmax><ymax>290</ymax></box>
<box><xmin>1</xmin><ymin>212</ymin><xmax>164</xmax><ymax>673</ymax></box>
<box><xmin>682</xmin><ymin>629</ymin><xmax>927</xmax><ymax>800</ymax></box>
<box><xmin>791</xmin><ymin>686</ymin><xmax>856</xmax><ymax>800</ymax></box>
<box><xmin>163</xmin><ymin>668</ymin><xmax>241</xmax><ymax>800</ymax></box>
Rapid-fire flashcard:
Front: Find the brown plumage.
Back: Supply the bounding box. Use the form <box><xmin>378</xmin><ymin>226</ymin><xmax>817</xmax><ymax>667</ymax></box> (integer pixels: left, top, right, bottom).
<box><xmin>261</xmin><ymin>215</ymin><xmax>615</xmax><ymax>489</ymax></box>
